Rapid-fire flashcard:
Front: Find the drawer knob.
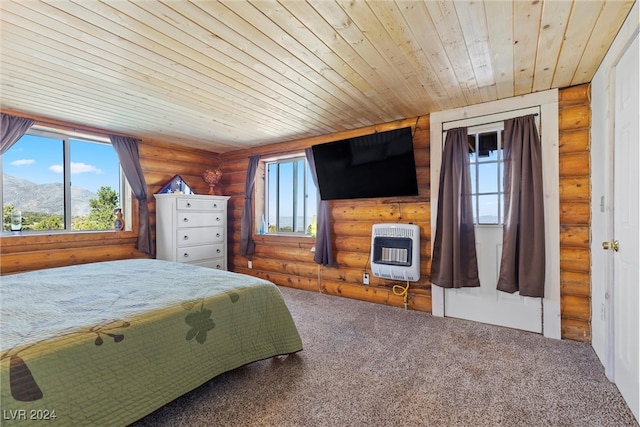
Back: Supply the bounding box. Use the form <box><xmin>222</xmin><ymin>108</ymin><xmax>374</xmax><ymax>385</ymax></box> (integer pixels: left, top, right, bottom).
<box><xmin>183</xmin><ymin>253</ymin><xmax>189</xmax><ymax>258</ymax></box>
<box><xmin>186</xmin><ymin>202</ymin><xmax>191</xmax><ymax>208</ymax></box>
<box><xmin>216</xmin><ymin>217</ymin><xmax>221</xmax><ymax>221</ymax></box>
<box><xmin>183</xmin><ymin>217</ymin><xmax>189</xmax><ymax>222</ymax></box>
<box><xmin>216</xmin><ymin>248</ymin><xmax>221</xmax><ymax>253</ymax></box>
<box><xmin>183</xmin><ymin>235</ymin><xmax>189</xmax><ymax>240</ymax></box>
<box><xmin>216</xmin><ymin>233</ymin><xmax>221</xmax><ymax>237</ymax></box>
<box><xmin>216</xmin><ymin>265</ymin><xmax>221</xmax><ymax>269</ymax></box>
<box><xmin>213</xmin><ymin>203</ymin><xmax>218</xmax><ymax>208</ymax></box>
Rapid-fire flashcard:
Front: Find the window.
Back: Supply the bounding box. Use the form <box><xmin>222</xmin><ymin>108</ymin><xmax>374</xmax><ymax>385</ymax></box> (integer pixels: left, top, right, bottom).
<box><xmin>262</xmin><ymin>156</ymin><xmax>317</xmax><ymax>236</ymax></box>
<box><xmin>467</xmin><ymin>128</ymin><xmax>504</xmax><ymax>224</ymax></box>
<box><xmin>1</xmin><ymin>128</ymin><xmax>128</xmax><ymax>232</ymax></box>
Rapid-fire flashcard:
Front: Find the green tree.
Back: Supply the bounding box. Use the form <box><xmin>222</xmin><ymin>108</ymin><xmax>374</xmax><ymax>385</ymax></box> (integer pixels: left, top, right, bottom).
<box><xmin>74</xmin><ymin>186</ymin><xmax>119</xmax><ymax>231</ymax></box>
<box><xmin>3</xmin><ymin>203</ymin><xmax>15</xmax><ymax>231</ymax></box>
<box><xmin>32</xmin><ymin>214</ymin><xmax>63</xmax><ymax>230</ymax></box>
<box><xmin>21</xmin><ymin>211</ymin><xmax>63</xmax><ymax>230</ymax></box>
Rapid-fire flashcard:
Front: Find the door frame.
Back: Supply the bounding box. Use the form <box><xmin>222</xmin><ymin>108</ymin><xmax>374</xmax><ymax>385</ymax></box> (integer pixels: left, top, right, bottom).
<box><xmin>430</xmin><ymin>89</ymin><xmax>561</xmax><ymax>339</ymax></box>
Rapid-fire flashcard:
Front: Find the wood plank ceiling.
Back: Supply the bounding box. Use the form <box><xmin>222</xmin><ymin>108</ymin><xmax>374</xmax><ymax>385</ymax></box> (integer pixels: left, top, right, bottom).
<box><xmin>0</xmin><ymin>1</ymin><xmax>635</xmax><ymax>153</ymax></box>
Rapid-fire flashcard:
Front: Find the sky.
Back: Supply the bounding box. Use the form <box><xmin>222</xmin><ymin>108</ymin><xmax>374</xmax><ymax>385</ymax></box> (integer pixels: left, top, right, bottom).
<box><xmin>2</xmin><ymin>134</ymin><xmax>120</xmax><ymax>194</ymax></box>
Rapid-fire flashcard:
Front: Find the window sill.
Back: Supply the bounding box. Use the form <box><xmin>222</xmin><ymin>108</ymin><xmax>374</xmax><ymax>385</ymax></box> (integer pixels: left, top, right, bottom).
<box><xmin>252</xmin><ymin>233</ymin><xmax>315</xmax><ymax>247</ymax></box>
<box><xmin>0</xmin><ymin>229</ymin><xmax>136</xmax><ymax>247</ymax></box>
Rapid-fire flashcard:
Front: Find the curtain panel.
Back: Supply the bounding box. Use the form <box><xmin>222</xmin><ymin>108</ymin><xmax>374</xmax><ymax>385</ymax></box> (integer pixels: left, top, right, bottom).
<box><xmin>430</xmin><ymin>127</ymin><xmax>480</xmax><ymax>288</ymax></box>
<box><xmin>239</xmin><ymin>155</ymin><xmax>260</xmax><ymax>257</ymax></box>
<box><xmin>305</xmin><ymin>147</ymin><xmax>334</xmax><ymax>266</ymax></box>
<box><xmin>1</xmin><ymin>113</ymin><xmax>35</xmax><ymax>155</ymax></box>
<box><xmin>497</xmin><ymin>115</ymin><xmax>545</xmax><ymax>297</ymax></box>
<box><xmin>110</xmin><ymin>135</ymin><xmax>153</xmax><ymax>255</ymax></box>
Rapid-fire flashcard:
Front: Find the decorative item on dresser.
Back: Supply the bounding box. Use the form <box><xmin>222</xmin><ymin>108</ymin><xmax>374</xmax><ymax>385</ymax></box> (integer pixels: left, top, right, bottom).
<box><xmin>154</xmin><ymin>194</ymin><xmax>230</xmax><ymax>270</ymax></box>
<box><xmin>157</xmin><ymin>175</ymin><xmax>194</xmax><ymax>195</ymax></box>
<box><xmin>202</xmin><ymin>168</ymin><xmax>223</xmax><ymax>195</ymax></box>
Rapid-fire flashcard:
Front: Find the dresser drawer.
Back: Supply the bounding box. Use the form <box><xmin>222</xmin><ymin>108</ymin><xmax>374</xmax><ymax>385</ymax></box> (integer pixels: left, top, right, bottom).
<box><xmin>177</xmin><ymin>198</ymin><xmax>225</xmax><ymax>211</ymax></box>
<box><xmin>176</xmin><ymin>212</ymin><xmax>224</xmax><ymax>228</ymax></box>
<box><xmin>190</xmin><ymin>259</ymin><xmax>226</xmax><ymax>270</ymax></box>
<box><xmin>177</xmin><ymin>227</ymin><xmax>224</xmax><ymax>247</ymax></box>
<box><xmin>176</xmin><ymin>243</ymin><xmax>225</xmax><ymax>263</ymax></box>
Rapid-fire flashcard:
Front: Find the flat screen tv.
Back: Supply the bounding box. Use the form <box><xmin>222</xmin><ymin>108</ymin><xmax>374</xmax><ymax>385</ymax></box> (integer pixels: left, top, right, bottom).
<box><xmin>311</xmin><ymin>127</ymin><xmax>419</xmax><ymax>200</ymax></box>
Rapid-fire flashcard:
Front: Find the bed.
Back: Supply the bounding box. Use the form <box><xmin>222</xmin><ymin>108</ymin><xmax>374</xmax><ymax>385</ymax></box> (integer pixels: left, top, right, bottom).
<box><xmin>0</xmin><ymin>259</ymin><xmax>303</xmax><ymax>426</ymax></box>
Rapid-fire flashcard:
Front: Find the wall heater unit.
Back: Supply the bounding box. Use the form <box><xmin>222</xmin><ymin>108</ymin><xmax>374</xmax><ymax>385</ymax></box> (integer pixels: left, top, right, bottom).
<box><xmin>370</xmin><ymin>223</ymin><xmax>420</xmax><ymax>282</ymax></box>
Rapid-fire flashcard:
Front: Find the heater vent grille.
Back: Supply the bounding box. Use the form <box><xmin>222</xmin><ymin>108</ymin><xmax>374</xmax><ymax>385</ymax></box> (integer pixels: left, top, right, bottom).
<box><xmin>370</xmin><ymin>223</ymin><xmax>420</xmax><ymax>282</ymax></box>
<box><xmin>373</xmin><ymin>226</ymin><xmax>416</xmax><ymax>239</ymax></box>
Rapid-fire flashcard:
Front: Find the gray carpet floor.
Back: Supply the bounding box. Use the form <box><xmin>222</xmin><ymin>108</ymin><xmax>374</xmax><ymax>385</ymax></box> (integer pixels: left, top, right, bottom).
<box><xmin>132</xmin><ymin>286</ymin><xmax>638</xmax><ymax>426</ymax></box>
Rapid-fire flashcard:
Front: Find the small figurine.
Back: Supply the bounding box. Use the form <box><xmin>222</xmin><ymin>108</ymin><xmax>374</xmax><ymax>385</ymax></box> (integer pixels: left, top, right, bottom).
<box><xmin>114</xmin><ymin>208</ymin><xmax>124</xmax><ymax>231</ymax></box>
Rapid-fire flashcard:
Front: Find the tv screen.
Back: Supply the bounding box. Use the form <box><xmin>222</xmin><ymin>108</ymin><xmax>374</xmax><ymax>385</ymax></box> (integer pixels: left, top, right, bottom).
<box><xmin>311</xmin><ymin>127</ymin><xmax>419</xmax><ymax>200</ymax></box>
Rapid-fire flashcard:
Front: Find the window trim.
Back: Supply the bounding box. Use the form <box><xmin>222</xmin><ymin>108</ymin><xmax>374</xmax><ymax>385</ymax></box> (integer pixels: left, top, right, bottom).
<box><xmin>0</xmin><ymin>228</ymin><xmax>138</xmax><ymax>244</ymax></box>
<box><xmin>256</xmin><ymin>153</ymin><xmax>318</xmax><ymax>239</ymax></box>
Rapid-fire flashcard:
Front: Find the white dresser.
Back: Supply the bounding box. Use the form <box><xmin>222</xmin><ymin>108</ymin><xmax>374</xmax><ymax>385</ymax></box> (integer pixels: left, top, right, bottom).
<box><xmin>154</xmin><ymin>194</ymin><xmax>229</xmax><ymax>270</ymax></box>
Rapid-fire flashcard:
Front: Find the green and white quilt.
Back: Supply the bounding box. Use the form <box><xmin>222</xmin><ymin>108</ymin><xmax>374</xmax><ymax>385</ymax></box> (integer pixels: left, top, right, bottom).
<box><xmin>0</xmin><ymin>259</ymin><xmax>303</xmax><ymax>426</ymax></box>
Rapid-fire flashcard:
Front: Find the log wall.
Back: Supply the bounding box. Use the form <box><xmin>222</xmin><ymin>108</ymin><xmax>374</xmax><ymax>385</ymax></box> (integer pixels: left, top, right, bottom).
<box><xmin>0</xmin><ymin>111</ymin><xmax>222</xmax><ymax>274</ymax></box>
<box><xmin>557</xmin><ymin>84</ymin><xmax>592</xmax><ymax>342</ymax></box>
<box><xmin>220</xmin><ymin>116</ymin><xmax>432</xmax><ymax>312</ymax></box>
<box><xmin>140</xmin><ymin>138</ymin><xmax>223</xmax><ymax>247</ymax></box>
<box><xmin>220</xmin><ymin>85</ymin><xmax>593</xmax><ymax>341</ymax></box>
<box><xmin>2</xmin><ymin>86</ymin><xmax>593</xmax><ymax>342</ymax></box>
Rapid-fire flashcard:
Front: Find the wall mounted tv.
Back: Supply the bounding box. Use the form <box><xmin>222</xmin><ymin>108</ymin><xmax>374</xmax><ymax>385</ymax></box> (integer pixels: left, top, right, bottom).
<box><xmin>311</xmin><ymin>127</ymin><xmax>419</xmax><ymax>201</ymax></box>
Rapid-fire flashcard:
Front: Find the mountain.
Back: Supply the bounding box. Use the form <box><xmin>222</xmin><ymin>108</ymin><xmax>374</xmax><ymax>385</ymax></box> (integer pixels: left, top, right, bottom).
<box><xmin>3</xmin><ymin>174</ymin><xmax>97</xmax><ymax>217</ymax></box>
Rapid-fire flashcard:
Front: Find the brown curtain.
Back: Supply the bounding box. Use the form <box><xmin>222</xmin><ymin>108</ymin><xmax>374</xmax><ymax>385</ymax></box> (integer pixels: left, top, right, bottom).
<box><xmin>430</xmin><ymin>127</ymin><xmax>480</xmax><ymax>288</ymax></box>
<box><xmin>497</xmin><ymin>115</ymin><xmax>545</xmax><ymax>297</ymax></box>
<box><xmin>1</xmin><ymin>113</ymin><xmax>35</xmax><ymax>155</ymax></box>
<box><xmin>305</xmin><ymin>147</ymin><xmax>334</xmax><ymax>266</ymax></box>
<box><xmin>110</xmin><ymin>135</ymin><xmax>153</xmax><ymax>255</ymax></box>
<box><xmin>240</xmin><ymin>155</ymin><xmax>260</xmax><ymax>257</ymax></box>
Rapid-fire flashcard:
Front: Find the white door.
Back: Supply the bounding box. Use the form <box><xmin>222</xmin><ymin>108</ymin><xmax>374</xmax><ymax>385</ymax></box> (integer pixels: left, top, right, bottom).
<box><xmin>445</xmin><ymin>225</ymin><xmax>542</xmax><ymax>333</ymax></box>
<box><xmin>430</xmin><ymin>91</ymin><xmax>561</xmax><ymax>339</ymax></box>
<box><xmin>443</xmin><ymin>123</ymin><xmax>542</xmax><ymax>333</ymax></box>
<box><xmin>611</xmin><ymin>34</ymin><xmax>639</xmax><ymax>420</ymax></box>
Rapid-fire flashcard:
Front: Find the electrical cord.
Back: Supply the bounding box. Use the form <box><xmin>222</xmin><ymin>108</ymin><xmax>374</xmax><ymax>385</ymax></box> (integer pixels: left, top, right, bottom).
<box><xmin>363</xmin><ymin>248</ymin><xmax>371</xmax><ymax>277</ymax></box>
<box><xmin>392</xmin><ymin>280</ymin><xmax>410</xmax><ymax>310</ymax></box>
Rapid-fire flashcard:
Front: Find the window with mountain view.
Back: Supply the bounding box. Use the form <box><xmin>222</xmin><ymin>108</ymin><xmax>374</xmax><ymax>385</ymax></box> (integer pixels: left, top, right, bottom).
<box><xmin>1</xmin><ymin>129</ymin><xmax>125</xmax><ymax>232</ymax></box>
<box><xmin>263</xmin><ymin>156</ymin><xmax>317</xmax><ymax>236</ymax></box>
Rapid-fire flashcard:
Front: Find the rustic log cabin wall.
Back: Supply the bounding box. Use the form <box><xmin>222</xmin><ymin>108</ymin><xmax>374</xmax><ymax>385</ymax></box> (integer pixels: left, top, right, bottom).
<box><xmin>0</xmin><ymin>111</ymin><xmax>221</xmax><ymax>274</ymax></box>
<box><xmin>220</xmin><ymin>85</ymin><xmax>592</xmax><ymax>341</ymax></box>
<box><xmin>140</xmin><ymin>138</ymin><xmax>223</xmax><ymax>247</ymax></box>
<box><xmin>220</xmin><ymin>117</ymin><xmax>432</xmax><ymax>312</ymax></box>
<box><xmin>557</xmin><ymin>84</ymin><xmax>592</xmax><ymax>342</ymax></box>
<box><xmin>1</xmin><ymin>86</ymin><xmax>592</xmax><ymax>342</ymax></box>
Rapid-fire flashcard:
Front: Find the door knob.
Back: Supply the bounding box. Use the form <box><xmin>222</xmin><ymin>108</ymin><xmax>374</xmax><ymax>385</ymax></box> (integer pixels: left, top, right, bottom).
<box><xmin>602</xmin><ymin>240</ymin><xmax>620</xmax><ymax>251</ymax></box>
